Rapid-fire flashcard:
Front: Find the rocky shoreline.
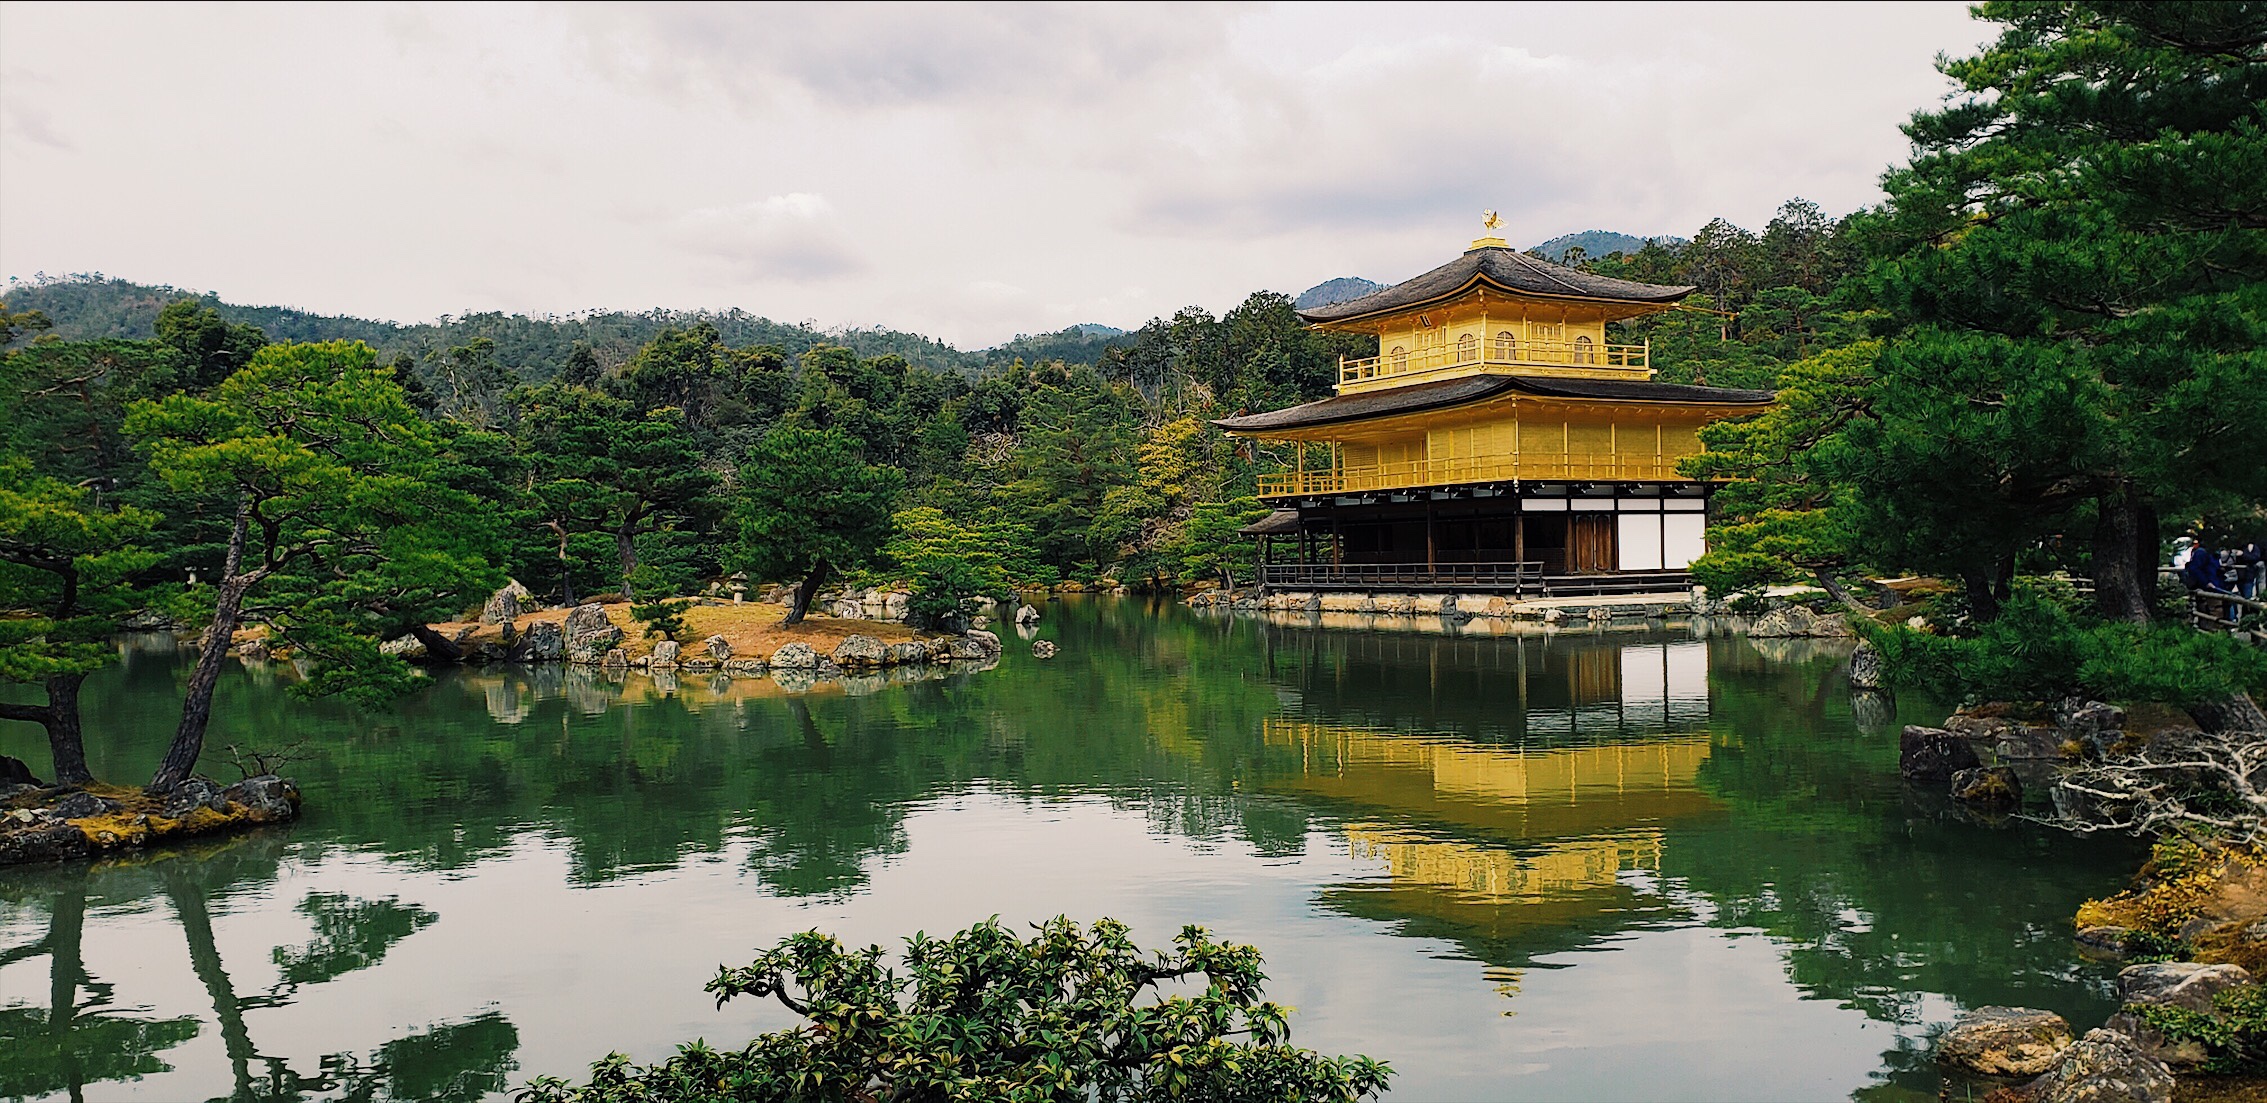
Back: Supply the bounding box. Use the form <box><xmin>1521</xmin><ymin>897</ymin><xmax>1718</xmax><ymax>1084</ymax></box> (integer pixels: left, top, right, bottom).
<box><xmin>0</xmin><ymin>774</ymin><xmax>302</xmax><ymax>867</ymax></box>
<box><xmin>1902</xmin><ymin>691</ymin><xmax>2267</xmax><ymax>1100</ymax></box>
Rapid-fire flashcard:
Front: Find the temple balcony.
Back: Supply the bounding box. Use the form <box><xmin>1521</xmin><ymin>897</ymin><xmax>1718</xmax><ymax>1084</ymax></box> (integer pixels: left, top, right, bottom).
<box><xmin>1339</xmin><ymin>338</ymin><xmax>1650</xmax><ymax>390</ymax></box>
<box><xmin>1257</xmin><ymin>453</ymin><xmax>1695</xmax><ymax>498</ymax></box>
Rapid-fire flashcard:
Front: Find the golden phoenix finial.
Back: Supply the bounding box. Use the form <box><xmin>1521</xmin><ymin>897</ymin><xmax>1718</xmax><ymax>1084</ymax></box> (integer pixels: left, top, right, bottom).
<box><xmin>1483</xmin><ymin>209</ymin><xmax>1502</xmax><ymax>231</ymax></box>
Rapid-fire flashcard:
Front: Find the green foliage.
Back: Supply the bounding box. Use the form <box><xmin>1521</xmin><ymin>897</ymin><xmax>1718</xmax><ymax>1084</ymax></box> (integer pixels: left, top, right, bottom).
<box><xmin>735</xmin><ymin>424</ymin><xmax>904</xmax><ymax>596</ymax></box>
<box><xmin>0</xmin><ymin>459</ymin><xmax>162</xmax><ymax>685</ymax></box>
<box><xmin>1862</xmin><ymin>586</ymin><xmax>2267</xmax><ymax>705</ymax></box>
<box><xmin>517</xmin><ymin>917</ymin><xmax>1390</xmax><ymax>1103</ymax></box>
<box><xmin>154</xmin><ymin>298</ymin><xmax>267</xmax><ymax>389</ymax></box>
<box><xmin>126</xmin><ymin>340</ymin><xmax>504</xmax><ymax>701</ymax></box>
<box><xmin>1172</xmin><ymin>497</ymin><xmax>1272</xmax><ymax>589</ymax></box>
<box><xmin>515</xmin><ymin>384</ymin><xmax>722</xmax><ymax>591</ymax></box>
<box><xmin>884</xmin><ymin>507</ymin><xmax>1008</xmax><ymax>626</ymax></box>
<box><xmin>627</xmin><ymin>565</ymin><xmax>694</xmax><ymax>641</ymax></box>
<box><xmin>2133</xmin><ymin>986</ymin><xmax>2267</xmax><ymax>1074</ymax></box>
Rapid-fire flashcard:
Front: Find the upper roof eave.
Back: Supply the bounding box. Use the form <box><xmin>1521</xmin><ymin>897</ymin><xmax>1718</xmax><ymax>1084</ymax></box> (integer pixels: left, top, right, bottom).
<box><xmin>1295</xmin><ymin>246</ymin><xmax>1697</xmax><ymax>326</ymax></box>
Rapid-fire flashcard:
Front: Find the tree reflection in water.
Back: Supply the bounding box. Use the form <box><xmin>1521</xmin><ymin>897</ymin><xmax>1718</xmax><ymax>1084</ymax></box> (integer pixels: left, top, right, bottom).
<box><xmin>2</xmin><ymin>600</ymin><xmax>2149</xmax><ymax>1101</ymax></box>
<box><xmin>0</xmin><ymin>833</ymin><xmax>514</xmax><ymax>1102</ymax></box>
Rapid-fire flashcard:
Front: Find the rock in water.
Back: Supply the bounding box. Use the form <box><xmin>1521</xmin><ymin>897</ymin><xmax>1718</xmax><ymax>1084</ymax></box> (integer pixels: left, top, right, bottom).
<box><xmin>650</xmin><ymin>639</ymin><xmax>680</xmax><ymax>667</ymax></box>
<box><xmin>884</xmin><ymin>641</ymin><xmax>930</xmax><ymax>665</ymax></box>
<box><xmin>220</xmin><ymin>775</ymin><xmax>301</xmax><ymax>823</ymax></box>
<box><xmin>481</xmin><ymin>579</ymin><xmax>532</xmax><ymax>624</ymax></box>
<box><xmin>1015</xmin><ymin>604</ymin><xmax>1040</xmax><ymax>625</ymax></box>
<box><xmin>0</xmin><ymin>756</ymin><xmax>43</xmax><ymax>790</ymax></box>
<box><xmin>1032</xmin><ymin>640</ymin><xmax>1058</xmax><ymax>659</ymax></box>
<box><xmin>2117</xmin><ymin>962</ymin><xmax>2254</xmax><ymax>1012</ymax></box>
<box><xmin>1900</xmin><ymin>726</ymin><xmax>1981</xmax><ymax>781</ymax></box>
<box><xmin>770</xmin><ymin>642</ymin><xmax>820</xmax><ymax>669</ymax></box>
<box><xmin>702</xmin><ymin>634</ymin><xmax>731</xmax><ymax>662</ymax></box>
<box><xmin>2022</xmin><ymin>1028</ymin><xmax>2173</xmax><ymax>1103</ymax></box>
<box><xmin>1937</xmin><ymin>1006</ymin><xmax>2074</xmax><ymax>1077</ymax></box>
<box><xmin>1849</xmin><ymin>641</ymin><xmax>1886</xmax><ymax>690</ymax></box>
<box><xmin>831</xmin><ymin>635</ymin><xmax>886</xmax><ymax>668</ymax></box>
<box><xmin>160</xmin><ymin>777</ymin><xmax>229</xmax><ymax>818</ymax></box>
<box><xmin>1750</xmin><ymin>605</ymin><xmax>1855</xmax><ymax>638</ymax></box>
<box><xmin>963</xmin><ymin>629</ymin><xmax>1002</xmax><ymax>654</ymax></box>
<box><xmin>1951</xmin><ymin>766</ymin><xmax>2023</xmax><ymax>808</ymax></box>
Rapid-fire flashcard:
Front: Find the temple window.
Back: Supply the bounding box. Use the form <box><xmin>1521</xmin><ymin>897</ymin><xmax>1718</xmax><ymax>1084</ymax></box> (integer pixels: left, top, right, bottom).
<box><xmin>1573</xmin><ymin>335</ymin><xmax>1595</xmax><ymax>364</ymax></box>
<box><xmin>1494</xmin><ymin>331</ymin><xmax>1518</xmax><ymax>361</ymax></box>
<box><xmin>1457</xmin><ymin>333</ymin><xmax>1477</xmax><ymax>363</ymax></box>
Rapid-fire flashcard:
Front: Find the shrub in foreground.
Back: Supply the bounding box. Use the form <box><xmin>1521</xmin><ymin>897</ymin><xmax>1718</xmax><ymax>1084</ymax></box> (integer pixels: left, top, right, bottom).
<box><xmin>517</xmin><ymin>916</ymin><xmax>1391</xmax><ymax>1103</ymax></box>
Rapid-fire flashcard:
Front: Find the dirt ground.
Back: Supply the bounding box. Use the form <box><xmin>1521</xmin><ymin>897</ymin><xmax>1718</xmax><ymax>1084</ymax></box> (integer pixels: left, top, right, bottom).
<box><xmin>431</xmin><ymin>600</ymin><xmax>926</xmax><ymax>661</ymax></box>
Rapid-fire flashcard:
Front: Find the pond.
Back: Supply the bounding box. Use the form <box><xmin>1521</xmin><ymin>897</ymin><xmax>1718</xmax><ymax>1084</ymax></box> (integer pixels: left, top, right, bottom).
<box><xmin>1</xmin><ymin>598</ymin><xmax>2144</xmax><ymax>1102</ymax></box>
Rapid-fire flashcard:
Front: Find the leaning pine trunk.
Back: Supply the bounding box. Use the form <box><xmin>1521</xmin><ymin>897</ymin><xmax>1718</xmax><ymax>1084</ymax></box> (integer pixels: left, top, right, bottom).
<box><xmin>150</xmin><ymin>501</ymin><xmax>258</xmax><ymax>792</ymax></box>
<box><xmin>2091</xmin><ymin>482</ymin><xmax>2156</xmax><ymax>625</ymax></box>
<box><xmin>784</xmin><ymin>560</ymin><xmax>831</xmax><ymax>627</ymax></box>
<box><xmin>1812</xmin><ymin>569</ymin><xmax>1871</xmax><ymax>613</ymax></box>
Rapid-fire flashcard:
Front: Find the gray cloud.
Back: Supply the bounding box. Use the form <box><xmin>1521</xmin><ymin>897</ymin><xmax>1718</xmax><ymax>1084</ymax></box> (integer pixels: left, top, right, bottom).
<box><xmin>0</xmin><ymin>2</ymin><xmax>1993</xmax><ymax>347</ymax></box>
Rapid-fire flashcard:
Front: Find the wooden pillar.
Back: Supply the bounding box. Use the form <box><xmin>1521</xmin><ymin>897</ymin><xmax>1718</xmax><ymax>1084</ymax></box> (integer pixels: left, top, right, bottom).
<box><xmin>1330</xmin><ymin>505</ymin><xmax>1342</xmax><ymax>568</ymax></box>
<box><xmin>1426</xmin><ymin>498</ymin><xmax>1437</xmax><ymax>576</ymax></box>
<box><xmin>1513</xmin><ymin>495</ymin><xmax>1527</xmax><ymax>594</ymax></box>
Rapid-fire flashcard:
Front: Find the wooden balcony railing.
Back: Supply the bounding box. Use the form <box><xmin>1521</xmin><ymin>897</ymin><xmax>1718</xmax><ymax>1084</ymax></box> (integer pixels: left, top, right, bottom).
<box><xmin>1341</xmin><ymin>338</ymin><xmax>1650</xmax><ymax>386</ymax></box>
<box><xmin>1258</xmin><ymin>453</ymin><xmax>1693</xmax><ymax>497</ymax></box>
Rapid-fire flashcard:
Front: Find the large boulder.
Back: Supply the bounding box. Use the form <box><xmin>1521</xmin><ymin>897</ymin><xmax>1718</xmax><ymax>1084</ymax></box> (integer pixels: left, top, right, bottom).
<box><xmin>1032</xmin><ymin>640</ymin><xmax>1059</xmax><ymax>659</ymax></box>
<box><xmin>2057</xmin><ymin>699</ymin><xmax>2128</xmax><ymax>738</ymax></box>
<box><xmin>220</xmin><ymin>775</ymin><xmax>301</xmax><ymax>823</ymax></box>
<box><xmin>1849</xmin><ymin>641</ymin><xmax>1886</xmax><ymax>690</ymax></box>
<box><xmin>2021</xmin><ymin>1028</ymin><xmax>2174</xmax><ymax>1103</ymax></box>
<box><xmin>650</xmin><ymin>639</ymin><xmax>680</xmax><ymax>667</ymax></box>
<box><xmin>520</xmin><ymin>619</ymin><xmax>565</xmax><ymax>662</ymax></box>
<box><xmin>379</xmin><ymin>634</ymin><xmax>428</xmax><ymax>661</ymax></box>
<box><xmin>1749</xmin><ymin>605</ymin><xmax>1854</xmax><ymax>638</ymax></box>
<box><xmin>702</xmin><ymin>634</ymin><xmax>732</xmax><ymax>662</ymax></box>
<box><xmin>1015</xmin><ymin>604</ymin><xmax>1040</xmax><ymax>625</ymax></box>
<box><xmin>160</xmin><ymin>777</ymin><xmax>229</xmax><ymax>819</ymax></box>
<box><xmin>2117</xmin><ymin>961</ymin><xmax>2254</xmax><ymax>1012</ymax></box>
<box><xmin>883</xmin><ymin>641</ymin><xmax>931</xmax><ymax>666</ymax></box>
<box><xmin>1901</xmin><ymin>726</ymin><xmax>1982</xmax><ymax>781</ymax></box>
<box><xmin>963</xmin><ymin>628</ymin><xmax>1002</xmax><ymax>654</ymax></box>
<box><xmin>832</xmin><ymin>635</ymin><xmax>887</xmax><ymax>668</ymax></box>
<box><xmin>1950</xmin><ymin>766</ymin><xmax>2023</xmax><ymax>808</ymax></box>
<box><xmin>562</xmin><ymin>603</ymin><xmax>622</xmax><ymax>664</ymax></box>
<box><xmin>770</xmin><ymin>642</ymin><xmax>821</xmax><ymax>670</ymax></box>
<box><xmin>481</xmin><ymin>579</ymin><xmax>533</xmax><ymax>624</ymax></box>
<box><xmin>1937</xmin><ymin>1006</ymin><xmax>2073</xmax><ymax>1077</ymax></box>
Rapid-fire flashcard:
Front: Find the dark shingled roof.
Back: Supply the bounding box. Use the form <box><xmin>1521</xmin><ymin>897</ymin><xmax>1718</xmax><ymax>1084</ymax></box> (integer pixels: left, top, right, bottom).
<box><xmin>1211</xmin><ymin>374</ymin><xmax>1773</xmax><ymax>434</ymax></box>
<box><xmin>1297</xmin><ymin>245</ymin><xmax>1696</xmax><ymax>324</ymax></box>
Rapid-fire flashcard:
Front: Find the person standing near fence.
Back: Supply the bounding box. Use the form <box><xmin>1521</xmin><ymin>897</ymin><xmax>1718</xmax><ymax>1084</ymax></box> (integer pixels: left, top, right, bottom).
<box><xmin>2238</xmin><ymin>541</ymin><xmax>2264</xmax><ymax>601</ymax></box>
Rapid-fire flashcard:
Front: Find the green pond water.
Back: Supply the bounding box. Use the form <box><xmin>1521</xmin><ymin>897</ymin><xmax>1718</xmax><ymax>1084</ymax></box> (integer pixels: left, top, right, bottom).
<box><xmin>1</xmin><ymin>598</ymin><xmax>2144</xmax><ymax>1102</ymax></box>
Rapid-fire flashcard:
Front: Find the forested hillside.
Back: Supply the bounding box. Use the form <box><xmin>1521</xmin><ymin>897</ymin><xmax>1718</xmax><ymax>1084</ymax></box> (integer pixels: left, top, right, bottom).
<box><xmin>2</xmin><ymin>276</ymin><xmax>983</xmax><ymax>381</ymax></box>
<box><xmin>0</xmin><ymin>196</ymin><xmax>1875</xmax><ymax>607</ymax></box>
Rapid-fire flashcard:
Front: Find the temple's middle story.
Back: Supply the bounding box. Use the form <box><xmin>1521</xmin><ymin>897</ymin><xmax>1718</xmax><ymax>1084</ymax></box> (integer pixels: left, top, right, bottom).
<box><xmin>1214</xmin><ymin>224</ymin><xmax>1777</xmax><ymax>596</ymax></box>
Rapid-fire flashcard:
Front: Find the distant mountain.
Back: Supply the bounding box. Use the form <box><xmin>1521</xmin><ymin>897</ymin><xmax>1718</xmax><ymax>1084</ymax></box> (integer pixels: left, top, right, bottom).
<box><xmin>981</xmin><ymin>324</ymin><xmax>1131</xmax><ymax>368</ymax></box>
<box><xmin>1531</xmin><ymin>230</ymin><xmax>1679</xmax><ymax>261</ymax></box>
<box><xmin>1</xmin><ymin>274</ymin><xmax>995</xmax><ymax>379</ymax></box>
<box><xmin>1294</xmin><ymin>277</ymin><xmax>1384</xmax><ymax>311</ymax></box>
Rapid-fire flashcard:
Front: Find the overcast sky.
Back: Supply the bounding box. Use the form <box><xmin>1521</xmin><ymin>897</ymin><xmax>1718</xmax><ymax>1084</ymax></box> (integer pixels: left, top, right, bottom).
<box><xmin>0</xmin><ymin>2</ymin><xmax>1992</xmax><ymax>348</ymax></box>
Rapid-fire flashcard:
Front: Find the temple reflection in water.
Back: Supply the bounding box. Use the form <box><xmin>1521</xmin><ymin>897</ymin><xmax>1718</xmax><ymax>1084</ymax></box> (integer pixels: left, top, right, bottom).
<box><xmin>1258</xmin><ymin>626</ymin><xmax>1724</xmax><ymax>992</ymax></box>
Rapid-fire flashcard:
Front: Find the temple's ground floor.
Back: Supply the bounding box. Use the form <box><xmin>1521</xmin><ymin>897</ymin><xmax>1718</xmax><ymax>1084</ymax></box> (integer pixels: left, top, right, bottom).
<box><xmin>1247</xmin><ymin>480</ymin><xmax>1711</xmax><ymax>595</ymax></box>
